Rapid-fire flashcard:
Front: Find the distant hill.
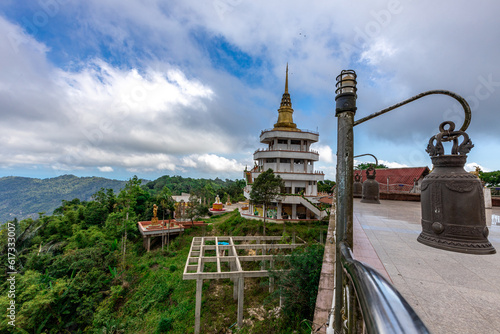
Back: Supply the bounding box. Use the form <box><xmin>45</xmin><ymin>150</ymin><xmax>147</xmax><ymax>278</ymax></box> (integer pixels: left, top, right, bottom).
<box><xmin>0</xmin><ymin>175</ymin><xmax>127</xmax><ymax>223</ymax></box>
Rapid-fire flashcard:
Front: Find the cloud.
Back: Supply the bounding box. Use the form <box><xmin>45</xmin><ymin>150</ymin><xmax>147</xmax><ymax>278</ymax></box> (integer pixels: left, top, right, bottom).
<box><xmin>98</xmin><ymin>166</ymin><xmax>114</xmax><ymax>172</ymax></box>
<box><xmin>465</xmin><ymin>162</ymin><xmax>490</xmax><ymax>173</ymax></box>
<box><xmin>316</xmin><ymin>144</ymin><xmax>334</xmax><ymax>164</ymax></box>
<box><xmin>183</xmin><ymin>154</ymin><xmax>245</xmax><ymax>174</ymax></box>
<box><xmin>0</xmin><ymin>15</ymin><xmax>251</xmax><ymax>178</ymax></box>
<box><xmin>1</xmin><ymin>0</ymin><xmax>499</xmax><ymax>182</ymax></box>
<box><xmin>378</xmin><ymin>160</ymin><xmax>409</xmax><ymax>169</ymax></box>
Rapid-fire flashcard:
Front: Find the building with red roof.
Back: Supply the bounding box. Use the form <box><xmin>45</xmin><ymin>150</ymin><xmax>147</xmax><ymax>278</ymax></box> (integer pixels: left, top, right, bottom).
<box><xmin>354</xmin><ymin>167</ymin><xmax>430</xmax><ymax>193</ymax></box>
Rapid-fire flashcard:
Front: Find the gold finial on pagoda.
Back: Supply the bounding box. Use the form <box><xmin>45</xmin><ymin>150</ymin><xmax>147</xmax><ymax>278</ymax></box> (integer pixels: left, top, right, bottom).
<box><xmin>151</xmin><ymin>204</ymin><xmax>159</xmax><ymax>225</ymax></box>
<box><xmin>273</xmin><ymin>63</ymin><xmax>299</xmax><ymax>131</ymax></box>
<box><xmin>284</xmin><ymin>63</ymin><xmax>289</xmax><ymax>94</ymax></box>
<box><xmin>470</xmin><ymin>166</ymin><xmax>481</xmax><ymax>178</ymax></box>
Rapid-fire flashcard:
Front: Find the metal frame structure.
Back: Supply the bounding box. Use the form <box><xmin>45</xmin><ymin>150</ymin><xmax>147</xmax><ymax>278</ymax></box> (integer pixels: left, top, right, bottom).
<box><xmin>333</xmin><ymin>69</ymin><xmax>471</xmax><ymax>333</ymax></box>
<box><xmin>183</xmin><ymin>236</ymin><xmax>304</xmax><ymax>334</ymax></box>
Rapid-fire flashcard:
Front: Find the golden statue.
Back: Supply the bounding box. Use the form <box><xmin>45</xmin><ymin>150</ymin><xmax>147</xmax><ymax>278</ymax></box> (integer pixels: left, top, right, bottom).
<box><xmin>151</xmin><ymin>204</ymin><xmax>159</xmax><ymax>225</ymax></box>
<box><xmin>470</xmin><ymin>166</ymin><xmax>481</xmax><ymax>178</ymax></box>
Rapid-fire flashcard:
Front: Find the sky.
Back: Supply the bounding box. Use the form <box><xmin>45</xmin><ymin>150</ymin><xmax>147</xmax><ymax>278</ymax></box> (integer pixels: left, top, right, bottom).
<box><xmin>0</xmin><ymin>0</ymin><xmax>499</xmax><ymax>181</ymax></box>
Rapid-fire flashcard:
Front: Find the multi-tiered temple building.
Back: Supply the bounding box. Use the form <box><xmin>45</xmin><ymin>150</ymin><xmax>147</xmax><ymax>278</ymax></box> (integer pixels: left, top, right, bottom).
<box><xmin>244</xmin><ymin>66</ymin><xmax>327</xmax><ymax>220</ymax></box>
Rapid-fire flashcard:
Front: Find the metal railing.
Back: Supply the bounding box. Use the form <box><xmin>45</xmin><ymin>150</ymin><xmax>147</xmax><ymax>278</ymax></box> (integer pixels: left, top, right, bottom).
<box><xmin>332</xmin><ymin>241</ymin><xmax>431</xmax><ymax>334</ymax></box>
<box><xmin>260</xmin><ymin>128</ymin><xmax>320</xmax><ymax>135</ymax></box>
<box><xmin>254</xmin><ymin>147</ymin><xmax>320</xmax><ymax>154</ymax></box>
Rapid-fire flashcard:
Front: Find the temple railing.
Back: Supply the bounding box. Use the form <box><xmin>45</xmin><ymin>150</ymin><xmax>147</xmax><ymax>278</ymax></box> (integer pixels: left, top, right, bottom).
<box><xmin>330</xmin><ymin>241</ymin><xmax>431</xmax><ymax>334</ymax></box>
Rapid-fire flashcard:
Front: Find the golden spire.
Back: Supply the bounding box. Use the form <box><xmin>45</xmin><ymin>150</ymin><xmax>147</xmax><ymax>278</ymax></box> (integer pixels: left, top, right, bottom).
<box><xmin>274</xmin><ymin>63</ymin><xmax>299</xmax><ymax>131</ymax></box>
<box><xmin>285</xmin><ymin>63</ymin><xmax>289</xmax><ymax>94</ymax></box>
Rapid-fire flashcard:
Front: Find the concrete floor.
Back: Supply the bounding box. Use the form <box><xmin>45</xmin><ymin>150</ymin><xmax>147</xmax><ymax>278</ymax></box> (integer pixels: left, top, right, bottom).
<box><xmin>354</xmin><ymin>199</ymin><xmax>500</xmax><ymax>334</ymax></box>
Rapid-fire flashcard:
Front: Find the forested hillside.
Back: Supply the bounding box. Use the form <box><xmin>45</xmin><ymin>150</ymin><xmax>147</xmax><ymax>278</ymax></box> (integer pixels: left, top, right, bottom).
<box><xmin>0</xmin><ymin>175</ymin><xmax>127</xmax><ymax>223</ymax></box>
<box><xmin>0</xmin><ymin>176</ymin><xmax>326</xmax><ymax>333</ymax></box>
<box><xmin>144</xmin><ymin>175</ymin><xmax>246</xmax><ymax>204</ymax></box>
<box><xmin>0</xmin><ymin>174</ymin><xmax>247</xmax><ymax>224</ymax></box>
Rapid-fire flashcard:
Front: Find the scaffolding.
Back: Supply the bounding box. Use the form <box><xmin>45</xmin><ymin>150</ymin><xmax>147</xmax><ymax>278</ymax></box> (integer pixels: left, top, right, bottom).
<box><xmin>182</xmin><ymin>235</ymin><xmax>304</xmax><ymax>333</ymax></box>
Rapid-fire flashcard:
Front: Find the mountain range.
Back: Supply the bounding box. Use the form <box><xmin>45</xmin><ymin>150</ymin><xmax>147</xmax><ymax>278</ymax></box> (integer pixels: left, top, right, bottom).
<box><xmin>0</xmin><ymin>174</ymin><xmax>127</xmax><ymax>223</ymax></box>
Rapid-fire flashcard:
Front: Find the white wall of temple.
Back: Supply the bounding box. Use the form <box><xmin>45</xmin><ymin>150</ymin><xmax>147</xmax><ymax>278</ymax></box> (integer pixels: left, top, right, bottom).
<box><xmin>255</xmin><ymin>150</ymin><xmax>319</xmax><ymax>162</ymax></box>
<box><xmin>283</xmin><ymin>180</ymin><xmax>319</xmax><ymax>196</ymax></box>
<box><xmin>249</xmin><ymin>130</ymin><xmax>323</xmax><ymax>198</ymax></box>
<box><xmin>251</xmin><ymin>170</ymin><xmax>324</xmax><ymax>182</ymax></box>
<box><xmin>268</xmin><ymin>138</ymin><xmax>313</xmax><ymax>152</ymax></box>
<box><xmin>259</xmin><ymin>158</ymin><xmax>316</xmax><ymax>173</ymax></box>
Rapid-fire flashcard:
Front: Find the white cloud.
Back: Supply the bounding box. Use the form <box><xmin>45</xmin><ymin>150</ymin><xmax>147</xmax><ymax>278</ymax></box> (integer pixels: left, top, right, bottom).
<box><xmin>189</xmin><ymin>154</ymin><xmax>245</xmax><ymax>174</ymax></box>
<box><xmin>0</xmin><ymin>16</ymin><xmax>246</xmax><ymax>176</ymax></box>
<box><xmin>317</xmin><ymin>144</ymin><xmax>334</xmax><ymax>164</ymax></box>
<box><xmin>465</xmin><ymin>162</ymin><xmax>490</xmax><ymax>173</ymax></box>
<box><xmin>1</xmin><ymin>1</ymin><xmax>500</xmax><ymax>181</ymax></box>
<box><xmin>378</xmin><ymin>160</ymin><xmax>409</xmax><ymax>169</ymax></box>
<box><xmin>360</xmin><ymin>39</ymin><xmax>397</xmax><ymax>65</ymax></box>
<box><xmin>98</xmin><ymin>166</ymin><xmax>114</xmax><ymax>172</ymax></box>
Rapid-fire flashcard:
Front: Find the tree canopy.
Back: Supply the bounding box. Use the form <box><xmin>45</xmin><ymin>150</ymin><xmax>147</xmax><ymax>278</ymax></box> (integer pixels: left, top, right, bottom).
<box><xmin>479</xmin><ymin>170</ymin><xmax>500</xmax><ymax>187</ymax></box>
<box><xmin>249</xmin><ymin>169</ymin><xmax>284</xmax><ymax>233</ymax></box>
<box><xmin>318</xmin><ymin>180</ymin><xmax>336</xmax><ymax>193</ymax></box>
<box><xmin>355</xmin><ymin>163</ymin><xmax>388</xmax><ymax>170</ymax></box>
<box><xmin>249</xmin><ymin>169</ymin><xmax>284</xmax><ymax>208</ymax></box>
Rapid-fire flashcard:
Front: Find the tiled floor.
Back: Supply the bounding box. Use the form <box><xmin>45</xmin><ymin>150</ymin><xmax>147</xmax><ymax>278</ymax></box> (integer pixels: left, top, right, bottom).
<box><xmin>354</xmin><ymin>199</ymin><xmax>500</xmax><ymax>334</ymax></box>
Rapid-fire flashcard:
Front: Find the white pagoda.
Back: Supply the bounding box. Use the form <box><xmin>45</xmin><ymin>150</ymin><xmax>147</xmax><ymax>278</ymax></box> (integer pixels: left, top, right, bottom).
<box><xmin>244</xmin><ymin>65</ymin><xmax>326</xmax><ymax>220</ymax></box>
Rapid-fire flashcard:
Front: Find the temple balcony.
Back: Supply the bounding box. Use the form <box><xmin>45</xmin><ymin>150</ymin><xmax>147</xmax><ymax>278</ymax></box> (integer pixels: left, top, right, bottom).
<box><xmin>253</xmin><ymin>149</ymin><xmax>319</xmax><ymax>161</ymax></box>
<box><xmin>259</xmin><ymin>129</ymin><xmax>319</xmax><ymax>143</ymax></box>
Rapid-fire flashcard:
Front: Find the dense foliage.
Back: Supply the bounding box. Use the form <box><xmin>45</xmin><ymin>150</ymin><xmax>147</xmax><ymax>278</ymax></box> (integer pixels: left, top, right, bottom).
<box><xmin>479</xmin><ymin>170</ymin><xmax>500</xmax><ymax>187</ymax></box>
<box><xmin>317</xmin><ymin>180</ymin><xmax>336</xmax><ymax>193</ymax></box>
<box><xmin>269</xmin><ymin>244</ymin><xmax>324</xmax><ymax>325</ymax></box>
<box><xmin>0</xmin><ymin>174</ymin><xmax>327</xmax><ymax>333</ymax></box>
<box><xmin>144</xmin><ymin>175</ymin><xmax>246</xmax><ymax>204</ymax></box>
<box><xmin>0</xmin><ymin>175</ymin><xmax>126</xmax><ymax>223</ymax></box>
<box><xmin>355</xmin><ymin>163</ymin><xmax>388</xmax><ymax>170</ymax></box>
<box><xmin>249</xmin><ymin>169</ymin><xmax>284</xmax><ymax>234</ymax></box>
<box><xmin>0</xmin><ymin>175</ymin><xmax>247</xmax><ymax>225</ymax></box>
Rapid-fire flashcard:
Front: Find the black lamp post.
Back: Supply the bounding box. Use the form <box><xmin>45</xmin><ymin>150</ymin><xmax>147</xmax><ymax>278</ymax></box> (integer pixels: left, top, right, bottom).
<box><xmin>333</xmin><ymin>69</ymin><xmax>494</xmax><ymax>332</ymax></box>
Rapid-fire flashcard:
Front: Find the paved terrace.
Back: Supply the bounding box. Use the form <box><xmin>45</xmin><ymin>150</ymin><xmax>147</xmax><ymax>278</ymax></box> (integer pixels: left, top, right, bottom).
<box><xmin>314</xmin><ymin>199</ymin><xmax>500</xmax><ymax>334</ymax></box>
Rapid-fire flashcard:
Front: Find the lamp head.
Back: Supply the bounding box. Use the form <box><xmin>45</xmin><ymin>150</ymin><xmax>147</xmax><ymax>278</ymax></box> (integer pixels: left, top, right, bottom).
<box><xmin>335</xmin><ymin>70</ymin><xmax>357</xmax><ymax>115</ymax></box>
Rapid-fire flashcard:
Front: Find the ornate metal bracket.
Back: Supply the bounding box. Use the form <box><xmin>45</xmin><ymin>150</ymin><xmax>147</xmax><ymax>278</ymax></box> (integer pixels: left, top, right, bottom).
<box><xmin>426</xmin><ymin>121</ymin><xmax>474</xmax><ymax>156</ymax></box>
<box><xmin>354</xmin><ymin>90</ymin><xmax>472</xmax><ymax>132</ymax></box>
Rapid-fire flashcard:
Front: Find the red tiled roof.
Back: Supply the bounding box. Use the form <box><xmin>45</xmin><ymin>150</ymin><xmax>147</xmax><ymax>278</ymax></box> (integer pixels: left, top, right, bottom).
<box><xmin>354</xmin><ymin>167</ymin><xmax>430</xmax><ymax>186</ymax></box>
<box><xmin>318</xmin><ymin>196</ymin><xmax>333</xmax><ymax>205</ymax></box>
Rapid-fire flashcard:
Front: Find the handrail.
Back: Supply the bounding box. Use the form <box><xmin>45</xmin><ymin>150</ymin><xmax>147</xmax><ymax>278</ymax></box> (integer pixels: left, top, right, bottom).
<box><xmin>339</xmin><ymin>241</ymin><xmax>431</xmax><ymax>334</ymax></box>
<box><xmin>254</xmin><ymin>148</ymin><xmax>320</xmax><ymax>154</ymax></box>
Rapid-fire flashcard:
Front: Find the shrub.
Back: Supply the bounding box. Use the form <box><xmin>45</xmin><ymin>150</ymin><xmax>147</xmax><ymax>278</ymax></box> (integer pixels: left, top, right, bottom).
<box><xmin>269</xmin><ymin>244</ymin><xmax>325</xmax><ymax>322</ymax></box>
<box><xmin>156</xmin><ymin>316</ymin><xmax>173</xmax><ymax>333</ymax></box>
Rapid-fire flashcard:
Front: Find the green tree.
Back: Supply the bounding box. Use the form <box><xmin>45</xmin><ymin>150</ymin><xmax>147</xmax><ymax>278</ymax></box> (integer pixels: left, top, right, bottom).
<box><xmin>249</xmin><ymin>169</ymin><xmax>284</xmax><ymax>235</ymax></box>
<box><xmin>317</xmin><ymin>180</ymin><xmax>336</xmax><ymax>193</ymax></box>
<box><xmin>356</xmin><ymin>162</ymin><xmax>388</xmax><ymax>170</ymax></box>
<box><xmin>158</xmin><ymin>186</ymin><xmax>175</xmax><ymax>219</ymax></box>
<box><xmin>269</xmin><ymin>244</ymin><xmax>324</xmax><ymax>324</ymax></box>
<box><xmin>185</xmin><ymin>194</ymin><xmax>206</xmax><ymax>222</ymax></box>
<box><xmin>479</xmin><ymin>170</ymin><xmax>500</xmax><ymax>187</ymax></box>
<box><xmin>116</xmin><ymin>176</ymin><xmax>143</xmax><ymax>266</ymax></box>
<box><xmin>158</xmin><ymin>186</ymin><xmax>175</xmax><ymax>251</ymax></box>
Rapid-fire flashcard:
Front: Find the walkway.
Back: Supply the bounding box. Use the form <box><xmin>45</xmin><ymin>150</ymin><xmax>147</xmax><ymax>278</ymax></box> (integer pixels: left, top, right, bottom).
<box><xmin>354</xmin><ymin>199</ymin><xmax>500</xmax><ymax>334</ymax></box>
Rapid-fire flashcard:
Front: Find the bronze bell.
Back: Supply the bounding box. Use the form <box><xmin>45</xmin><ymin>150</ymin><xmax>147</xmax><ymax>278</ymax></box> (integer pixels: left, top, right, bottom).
<box><xmin>417</xmin><ymin>121</ymin><xmax>495</xmax><ymax>254</ymax></box>
<box><xmin>361</xmin><ymin>167</ymin><xmax>380</xmax><ymax>204</ymax></box>
<box><xmin>353</xmin><ymin>172</ymin><xmax>362</xmax><ymax>198</ymax></box>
